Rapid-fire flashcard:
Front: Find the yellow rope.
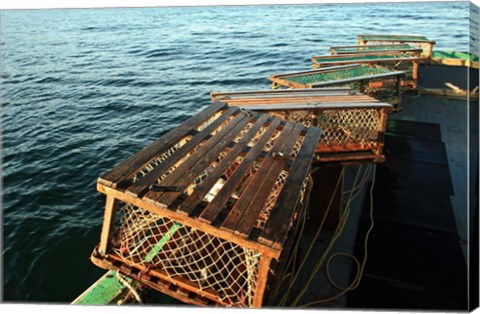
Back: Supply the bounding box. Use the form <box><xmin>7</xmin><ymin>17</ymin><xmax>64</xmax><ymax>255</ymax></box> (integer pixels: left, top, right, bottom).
<box><xmin>278</xmin><ymin>166</ymin><xmax>347</xmax><ymax>306</ymax></box>
<box><xmin>270</xmin><ymin>177</ymin><xmax>310</xmax><ymax>300</ymax></box>
<box><xmin>115</xmin><ymin>271</ymin><xmax>143</xmax><ymax>304</ymax></box>
<box><xmin>298</xmin><ymin>164</ymin><xmax>377</xmax><ymax>307</ymax></box>
<box><xmin>288</xmin><ymin>165</ymin><xmax>372</xmax><ymax>307</ymax></box>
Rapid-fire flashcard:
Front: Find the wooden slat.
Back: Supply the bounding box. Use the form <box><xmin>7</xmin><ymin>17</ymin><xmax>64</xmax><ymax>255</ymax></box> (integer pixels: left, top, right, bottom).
<box><xmin>259</xmin><ymin>126</ymin><xmax>322</xmax><ymax>249</ymax></box>
<box><xmin>197</xmin><ymin>120</ymin><xmax>293</xmax><ymax>224</ymax></box>
<box><xmin>221</xmin><ymin>123</ymin><xmax>304</xmax><ymax>236</ymax></box>
<box><xmin>92</xmin><ymin>253</ymin><xmax>220</xmax><ymax>302</ymax></box>
<box><xmin>98</xmin><ymin>196</ymin><xmax>119</xmax><ymax>254</ymax></box>
<box><xmin>210</xmin><ymin>87</ymin><xmax>352</xmax><ymax>99</ymax></box>
<box><xmin>252</xmin><ymin>255</ymin><xmax>273</xmax><ymax>307</ymax></box>
<box><xmin>146</xmin><ymin>111</ymin><xmax>251</xmax><ymax>207</ymax></box>
<box><xmin>167</xmin><ymin>114</ymin><xmax>271</xmax><ymax>212</ymax></box>
<box><xmin>126</xmin><ymin>106</ymin><xmax>240</xmax><ymax>197</ymax></box>
<box><xmin>233</xmin><ymin>123</ymin><xmax>304</xmax><ymax>236</ymax></box>
<box><xmin>219</xmin><ymin>95</ymin><xmax>380</xmax><ymax>105</ymax></box>
<box><xmin>230</xmin><ymin>102</ymin><xmax>392</xmax><ymax>111</ymax></box>
<box><xmin>179</xmin><ymin>114</ymin><xmax>280</xmax><ymax>216</ymax></box>
<box><xmin>99</xmin><ymin>101</ymin><xmax>227</xmax><ymax>188</ymax></box>
<box><xmin>312</xmin><ymin>54</ymin><xmax>417</xmax><ymax>62</ymax></box>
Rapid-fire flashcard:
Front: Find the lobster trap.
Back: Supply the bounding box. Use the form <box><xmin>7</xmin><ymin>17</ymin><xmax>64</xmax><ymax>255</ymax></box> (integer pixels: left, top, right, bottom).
<box><xmin>211</xmin><ymin>89</ymin><xmax>392</xmax><ymax>163</ymax></box>
<box><xmin>357</xmin><ymin>34</ymin><xmax>436</xmax><ymax>59</ymax></box>
<box><xmin>329</xmin><ymin>43</ymin><xmax>422</xmax><ymax>57</ymax></box>
<box><xmin>311</xmin><ymin>53</ymin><xmax>420</xmax><ymax>89</ymax></box>
<box><xmin>91</xmin><ymin>102</ymin><xmax>321</xmax><ymax>307</ymax></box>
<box><xmin>269</xmin><ymin>64</ymin><xmax>405</xmax><ymax>105</ymax></box>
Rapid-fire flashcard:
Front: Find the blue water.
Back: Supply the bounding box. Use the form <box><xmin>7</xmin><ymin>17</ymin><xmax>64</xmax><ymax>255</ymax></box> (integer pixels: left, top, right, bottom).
<box><xmin>1</xmin><ymin>2</ymin><xmax>471</xmax><ymax>303</ymax></box>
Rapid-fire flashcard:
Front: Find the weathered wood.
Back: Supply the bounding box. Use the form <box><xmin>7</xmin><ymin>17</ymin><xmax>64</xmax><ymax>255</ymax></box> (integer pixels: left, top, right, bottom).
<box><xmin>172</xmin><ymin>114</ymin><xmax>272</xmax><ymax>214</ymax></box>
<box><xmin>91</xmin><ymin>252</ymin><xmax>221</xmax><ymax>303</ymax></box>
<box><xmin>99</xmin><ymin>195</ymin><xmax>119</xmax><ymax>254</ymax></box>
<box><xmin>126</xmin><ymin>106</ymin><xmax>240</xmax><ymax>197</ymax></box>
<box><xmin>252</xmin><ymin>255</ymin><xmax>273</xmax><ymax>307</ymax></box>
<box><xmin>329</xmin><ymin>44</ymin><xmax>422</xmax><ymax>56</ymax></box>
<box><xmin>143</xmin><ymin>111</ymin><xmax>251</xmax><ymax>206</ymax></box>
<box><xmin>314</xmin><ymin>151</ymin><xmax>386</xmax><ymax>163</ymax></box>
<box><xmin>223</xmin><ymin>123</ymin><xmax>304</xmax><ymax>237</ymax></box>
<box><xmin>72</xmin><ymin>271</ymin><xmax>135</xmax><ymax>305</ymax></box>
<box><xmin>228</xmin><ymin>101</ymin><xmax>390</xmax><ymax>111</ymax></box>
<box><xmin>259</xmin><ymin>126</ymin><xmax>322</xmax><ymax>248</ymax></box>
<box><xmin>197</xmin><ymin>120</ymin><xmax>291</xmax><ymax>225</ymax></box>
<box><xmin>99</xmin><ymin>102</ymin><xmax>226</xmax><ymax>188</ymax></box>
<box><xmin>418</xmin><ymin>88</ymin><xmax>480</xmax><ymax>100</ymax></box>
<box><xmin>356</xmin><ymin>34</ymin><xmax>436</xmax><ymax>58</ymax></box>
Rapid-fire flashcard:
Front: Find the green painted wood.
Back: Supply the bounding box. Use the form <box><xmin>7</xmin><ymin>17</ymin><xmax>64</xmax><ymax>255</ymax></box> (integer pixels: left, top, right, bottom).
<box><xmin>72</xmin><ymin>271</ymin><xmax>128</xmax><ymax>305</ymax></box>
<box><xmin>144</xmin><ymin>222</ymin><xmax>182</xmax><ymax>262</ymax></box>
<box><xmin>75</xmin><ymin>223</ymin><xmax>181</xmax><ymax>304</ymax></box>
<box><xmin>431</xmin><ymin>50</ymin><xmax>479</xmax><ymax>62</ymax></box>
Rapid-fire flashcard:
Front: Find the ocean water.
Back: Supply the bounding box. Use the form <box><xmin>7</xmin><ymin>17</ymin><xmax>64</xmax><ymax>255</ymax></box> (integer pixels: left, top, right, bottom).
<box><xmin>1</xmin><ymin>2</ymin><xmax>471</xmax><ymax>303</ymax></box>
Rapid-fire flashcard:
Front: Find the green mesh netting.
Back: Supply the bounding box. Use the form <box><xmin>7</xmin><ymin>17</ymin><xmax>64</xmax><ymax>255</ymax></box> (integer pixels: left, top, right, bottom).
<box><xmin>359</xmin><ymin>35</ymin><xmax>430</xmax><ymax>42</ymax></box>
<box><xmin>285</xmin><ymin>66</ymin><xmax>393</xmax><ymax>85</ymax></box>
<box><xmin>333</xmin><ymin>44</ymin><xmax>415</xmax><ymax>53</ymax></box>
<box><xmin>314</xmin><ymin>54</ymin><xmax>410</xmax><ymax>63</ymax></box>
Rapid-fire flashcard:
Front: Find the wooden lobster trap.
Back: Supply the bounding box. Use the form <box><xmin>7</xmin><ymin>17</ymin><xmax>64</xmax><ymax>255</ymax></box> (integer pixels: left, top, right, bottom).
<box><xmin>211</xmin><ymin>89</ymin><xmax>392</xmax><ymax>163</ymax></box>
<box><xmin>269</xmin><ymin>64</ymin><xmax>405</xmax><ymax>105</ymax></box>
<box><xmin>329</xmin><ymin>43</ymin><xmax>422</xmax><ymax>57</ymax></box>
<box><xmin>311</xmin><ymin>53</ymin><xmax>420</xmax><ymax>89</ymax></box>
<box><xmin>357</xmin><ymin>34</ymin><xmax>436</xmax><ymax>59</ymax></box>
<box><xmin>91</xmin><ymin>102</ymin><xmax>321</xmax><ymax>307</ymax></box>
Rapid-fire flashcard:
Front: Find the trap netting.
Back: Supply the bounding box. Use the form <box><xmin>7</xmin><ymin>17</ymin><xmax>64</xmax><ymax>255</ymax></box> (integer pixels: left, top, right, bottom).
<box><xmin>267</xmin><ymin>110</ymin><xmax>315</xmax><ymax>128</ymax></box>
<box><xmin>359</xmin><ymin>76</ymin><xmax>399</xmax><ymax>103</ymax></box>
<box><xmin>317</xmin><ymin>108</ymin><xmax>381</xmax><ymax>147</ymax></box>
<box><xmin>255</xmin><ymin>108</ymin><xmax>381</xmax><ymax>150</ymax></box>
<box><xmin>112</xmin><ymin>203</ymin><xmax>262</xmax><ymax>307</ymax></box>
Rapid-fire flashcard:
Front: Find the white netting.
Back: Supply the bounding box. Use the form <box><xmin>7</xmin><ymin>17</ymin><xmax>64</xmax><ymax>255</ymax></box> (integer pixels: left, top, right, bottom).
<box><xmin>317</xmin><ymin>109</ymin><xmax>380</xmax><ymax>147</ymax></box>
<box><xmin>268</xmin><ymin>110</ymin><xmax>315</xmax><ymax>128</ymax></box>
<box><xmin>132</xmin><ymin>140</ymin><xmax>188</xmax><ymax>183</ymax></box>
<box><xmin>113</xmin><ymin>203</ymin><xmax>262</xmax><ymax>307</ymax></box>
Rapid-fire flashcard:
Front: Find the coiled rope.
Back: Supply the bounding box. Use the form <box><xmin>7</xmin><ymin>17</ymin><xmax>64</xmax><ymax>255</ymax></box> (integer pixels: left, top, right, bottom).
<box><xmin>277</xmin><ymin>164</ymin><xmax>376</xmax><ymax>307</ymax></box>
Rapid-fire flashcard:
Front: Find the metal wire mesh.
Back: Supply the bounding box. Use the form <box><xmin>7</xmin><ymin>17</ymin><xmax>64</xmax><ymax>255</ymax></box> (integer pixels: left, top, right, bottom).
<box><xmin>285</xmin><ymin>67</ymin><xmax>392</xmax><ymax>85</ymax></box>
